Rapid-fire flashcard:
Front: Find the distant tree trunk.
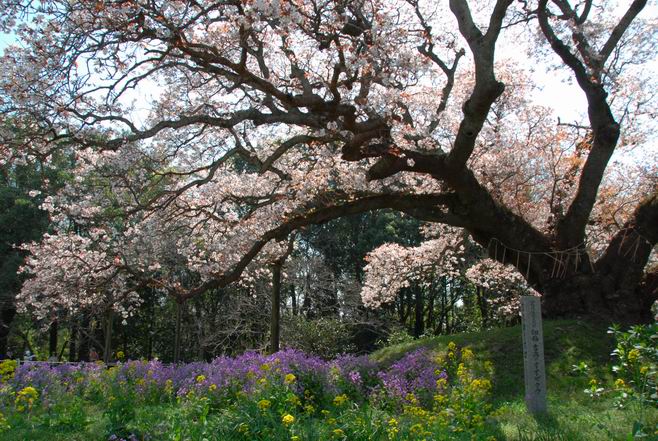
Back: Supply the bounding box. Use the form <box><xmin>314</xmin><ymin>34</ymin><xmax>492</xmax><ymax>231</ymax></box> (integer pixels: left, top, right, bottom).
<box><xmin>146</xmin><ymin>291</ymin><xmax>154</xmax><ymax>360</ymax></box>
<box><xmin>426</xmin><ymin>285</ymin><xmax>436</xmax><ymax>334</ymax></box>
<box><xmin>69</xmin><ymin>321</ymin><xmax>77</xmax><ymax>361</ymax></box>
<box><xmin>173</xmin><ymin>300</ymin><xmax>183</xmax><ymax>363</ymax></box>
<box><xmin>77</xmin><ymin>316</ymin><xmax>90</xmax><ymax>362</ymax></box>
<box><xmin>476</xmin><ymin>287</ymin><xmax>488</xmax><ymax>328</ymax></box>
<box><xmin>302</xmin><ymin>265</ymin><xmax>314</xmax><ymax>318</ymax></box>
<box><xmin>0</xmin><ymin>307</ymin><xmax>16</xmax><ymax>359</ymax></box>
<box><xmin>195</xmin><ymin>303</ymin><xmax>205</xmax><ymax>360</ymax></box>
<box><xmin>146</xmin><ymin>332</ymin><xmax>153</xmax><ymax>360</ymax></box>
<box><xmin>413</xmin><ymin>286</ymin><xmax>424</xmax><ymax>338</ymax></box>
<box><xmin>103</xmin><ymin>309</ymin><xmax>113</xmax><ymax>363</ymax></box>
<box><xmin>290</xmin><ymin>284</ymin><xmax>297</xmax><ymax>316</ymax></box>
<box><xmin>49</xmin><ymin>320</ymin><xmax>58</xmax><ymax>358</ymax></box>
<box><xmin>270</xmin><ymin>262</ymin><xmax>282</xmax><ymax>354</ymax></box>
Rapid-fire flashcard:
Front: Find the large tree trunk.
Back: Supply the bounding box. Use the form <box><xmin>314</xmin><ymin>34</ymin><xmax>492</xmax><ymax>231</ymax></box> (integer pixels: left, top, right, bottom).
<box><xmin>541</xmin><ymin>272</ymin><xmax>655</xmax><ymax>323</ymax></box>
<box><xmin>535</xmin><ymin>194</ymin><xmax>656</xmax><ymax>323</ymax></box>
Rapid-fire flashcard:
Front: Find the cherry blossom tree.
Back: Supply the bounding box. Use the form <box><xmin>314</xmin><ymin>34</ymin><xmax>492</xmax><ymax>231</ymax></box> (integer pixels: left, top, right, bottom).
<box><xmin>1</xmin><ymin>0</ymin><xmax>656</xmax><ymax>322</ymax></box>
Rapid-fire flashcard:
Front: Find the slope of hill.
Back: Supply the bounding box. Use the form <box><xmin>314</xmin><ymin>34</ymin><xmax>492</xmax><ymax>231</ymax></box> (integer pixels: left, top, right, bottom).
<box><xmin>373</xmin><ymin>319</ymin><xmax>657</xmax><ymax>440</ymax></box>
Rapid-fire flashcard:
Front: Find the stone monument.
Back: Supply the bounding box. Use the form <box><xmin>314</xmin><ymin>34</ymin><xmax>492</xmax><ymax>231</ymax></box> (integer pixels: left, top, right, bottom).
<box><xmin>521</xmin><ymin>295</ymin><xmax>547</xmax><ymax>414</ymax></box>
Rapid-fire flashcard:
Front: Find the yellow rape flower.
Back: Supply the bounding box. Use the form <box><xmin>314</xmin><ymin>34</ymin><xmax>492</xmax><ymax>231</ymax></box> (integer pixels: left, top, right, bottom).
<box><xmin>17</xmin><ymin>386</ymin><xmax>38</xmax><ymax>400</ymax></box>
<box><xmin>469</xmin><ymin>378</ymin><xmax>492</xmax><ymax>393</ymax></box>
<box><xmin>282</xmin><ymin>414</ymin><xmax>295</xmax><ymax>425</ymax></box>
<box><xmin>15</xmin><ymin>386</ymin><xmax>38</xmax><ymax>412</ymax></box>
<box><xmin>614</xmin><ymin>378</ymin><xmax>626</xmax><ymax>388</ymax></box>
<box><xmin>257</xmin><ymin>399</ymin><xmax>271</xmax><ymax>410</ymax></box>
<box><xmin>640</xmin><ymin>366</ymin><xmax>649</xmax><ymax>375</ymax></box>
<box><xmin>284</xmin><ymin>373</ymin><xmax>296</xmax><ymax>384</ymax></box>
<box><xmin>195</xmin><ymin>374</ymin><xmax>206</xmax><ymax>384</ymax></box>
<box><xmin>333</xmin><ymin>394</ymin><xmax>348</xmax><ymax>406</ymax></box>
<box><xmin>627</xmin><ymin>349</ymin><xmax>640</xmax><ymax>363</ymax></box>
<box><xmin>0</xmin><ymin>359</ymin><xmax>18</xmax><ymax>382</ymax></box>
<box><xmin>209</xmin><ymin>383</ymin><xmax>217</xmax><ymax>391</ymax></box>
<box><xmin>332</xmin><ymin>428</ymin><xmax>345</xmax><ymax>438</ymax></box>
<box><xmin>457</xmin><ymin>363</ymin><xmax>467</xmax><ymax>379</ymax></box>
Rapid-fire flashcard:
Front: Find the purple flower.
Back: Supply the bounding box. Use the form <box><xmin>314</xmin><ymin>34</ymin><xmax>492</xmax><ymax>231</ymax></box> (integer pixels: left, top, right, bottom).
<box><xmin>376</xmin><ymin>349</ymin><xmax>445</xmax><ymax>403</ymax></box>
<box><xmin>348</xmin><ymin>370</ymin><xmax>362</xmax><ymax>385</ymax></box>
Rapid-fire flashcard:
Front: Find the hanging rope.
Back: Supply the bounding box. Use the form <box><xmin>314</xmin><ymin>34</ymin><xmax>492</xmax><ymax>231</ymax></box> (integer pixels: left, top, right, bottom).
<box><xmin>485</xmin><ymin>226</ymin><xmax>651</xmax><ymax>281</ymax></box>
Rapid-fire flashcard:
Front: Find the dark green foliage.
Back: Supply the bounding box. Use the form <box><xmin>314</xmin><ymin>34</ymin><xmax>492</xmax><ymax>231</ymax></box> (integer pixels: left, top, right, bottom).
<box><xmin>281</xmin><ymin>316</ymin><xmax>355</xmax><ymax>359</ymax></box>
<box><xmin>302</xmin><ymin>210</ymin><xmax>422</xmax><ymax>282</ymax></box>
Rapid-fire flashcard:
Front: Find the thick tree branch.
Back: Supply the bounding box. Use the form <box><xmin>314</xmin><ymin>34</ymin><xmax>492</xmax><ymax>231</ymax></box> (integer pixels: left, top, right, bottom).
<box><xmin>445</xmin><ymin>0</ymin><xmax>511</xmax><ymax>169</ymax></box>
<box><xmin>599</xmin><ymin>0</ymin><xmax>647</xmax><ymax>65</ymax></box>
<box><xmin>538</xmin><ymin>0</ymin><xmax>647</xmax><ymax>248</ymax></box>
<box><xmin>181</xmin><ymin>193</ymin><xmax>461</xmax><ymax>299</ymax></box>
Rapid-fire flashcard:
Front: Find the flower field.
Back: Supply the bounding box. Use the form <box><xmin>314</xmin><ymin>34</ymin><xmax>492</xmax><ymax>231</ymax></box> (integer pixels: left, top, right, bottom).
<box><xmin>0</xmin><ymin>344</ymin><xmax>497</xmax><ymax>440</ymax></box>
<box><xmin>1</xmin><ymin>320</ymin><xmax>656</xmax><ymax>440</ymax></box>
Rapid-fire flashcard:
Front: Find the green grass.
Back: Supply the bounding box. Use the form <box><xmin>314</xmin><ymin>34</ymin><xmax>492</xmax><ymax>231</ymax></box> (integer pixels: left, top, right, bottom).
<box><xmin>373</xmin><ymin>319</ymin><xmax>657</xmax><ymax>440</ymax></box>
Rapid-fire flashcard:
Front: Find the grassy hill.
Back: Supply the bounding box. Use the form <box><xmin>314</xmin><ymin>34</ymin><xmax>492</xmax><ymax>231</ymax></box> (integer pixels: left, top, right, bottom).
<box><xmin>373</xmin><ymin>319</ymin><xmax>657</xmax><ymax>440</ymax></box>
